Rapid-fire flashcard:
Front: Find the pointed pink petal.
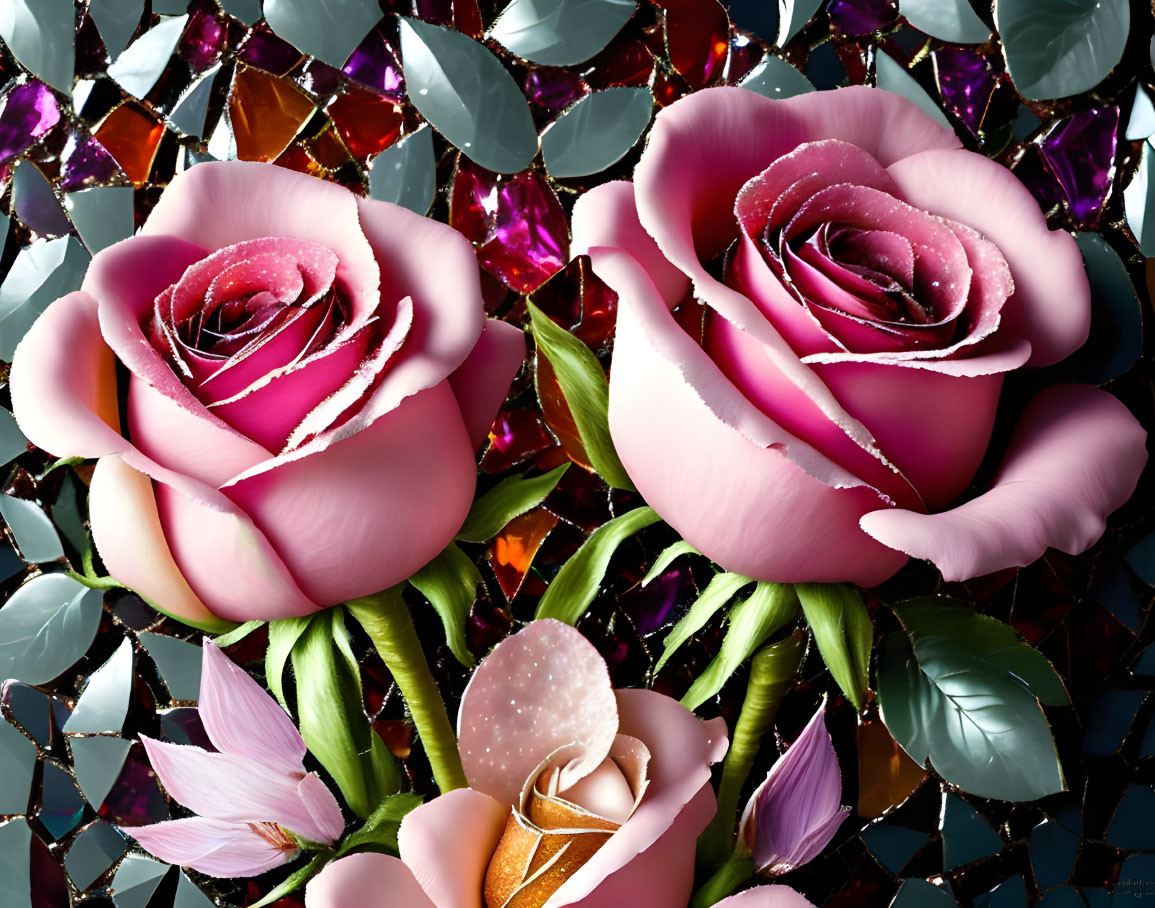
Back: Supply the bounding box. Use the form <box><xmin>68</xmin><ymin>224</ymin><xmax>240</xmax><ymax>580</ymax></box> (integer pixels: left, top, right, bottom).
<box><xmin>307</xmin><ymin>853</ymin><xmax>435</xmax><ymax>908</ymax></box>
<box><xmin>591</xmin><ymin>245</ymin><xmax>908</xmax><ymax>586</ymax></box>
<box><xmin>220</xmin><ymin>381</ymin><xmax>476</xmax><ymax>605</ymax></box>
<box><xmin>570</xmin><ymin>180</ymin><xmax>690</xmax><ymax>307</ymax></box>
<box><xmin>297</xmin><ymin>773</ymin><xmax>346</xmax><ymax>844</ymax></box>
<box><xmin>88</xmin><ymin>455</ymin><xmax>220</xmax><ymax>629</ymax></box>
<box><xmin>886</xmin><ymin>148</ymin><xmax>1090</xmax><ymax>367</ymax></box>
<box><xmin>129</xmin><ymin>816</ymin><xmax>292</xmax><ymax>878</ymax></box>
<box><xmin>860</xmin><ymin>385</ymin><xmax>1148</xmax><ymax>580</ymax></box>
<box><xmin>457</xmin><ymin>619</ymin><xmax>619</xmax><ymax>807</ymax></box>
<box><xmin>715</xmin><ymin>887</ymin><xmax>817</xmax><ymax>908</ymax></box>
<box><xmin>198</xmin><ymin>639</ymin><xmax>306</xmax><ymax>773</ymax></box>
<box><xmin>397</xmin><ymin>788</ymin><xmax>507</xmax><ymax>908</ymax></box>
<box><xmin>142</xmin><ymin>161</ymin><xmax>381</xmax><ymax>320</ymax></box>
<box><xmin>140</xmin><ymin>736</ymin><xmax>338</xmax><ymax>844</ymax></box>
<box><xmin>449</xmin><ymin>319</ymin><xmax>526</xmax><ymax>450</ymax></box>
<box><xmin>553</xmin><ymin>689</ymin><xmax>728</xmax><ymax>905</ymax></box>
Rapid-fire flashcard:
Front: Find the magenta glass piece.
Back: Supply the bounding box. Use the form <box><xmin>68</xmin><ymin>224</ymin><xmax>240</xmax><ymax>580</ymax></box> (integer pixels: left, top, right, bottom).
<box><xmin>933</xmin><ymin>47</ymin><xmax>998</xmax><ymax>136</ymax></box>
<box><xmin>621</xmin><ymin>567</ymin><xmax>695</xmax><ymax>635</ymax></box>
<box><xmin>30</xmin><ymin>834</ymin><xmax>69</xmax><ymax>908</ymax></box>
<box><xmin>415</xmin><ymin>0</ymin><xmax>453</xmax><ymax>26</ymax></box>
<box><xmin>296</xmin><ymin>59</ymin><xmax>341</xmax><ymax>97</ymax></box>
<box><xmin>1038</xmin><ymin>106</ymin><xmax>1119</xmax><ymax>226</ymax></box>
<box><xmin>525</xmin><ymin>67</ymin><xmax>588</xmax><ymax>115</ymax></box>
<box><xmin>342</xmin><ymin>28</ymin><xmax>404</xmax><ymax>97</ymax></box>
<box><xmin>827</xmin><ymin>0</ymin><xmax>896</xmax><ymax>36</ymax></box>
<box><xmin>239</xmin><ymin>25</ymin><xmax>304</xmax><ymax>76</ymax></box>
<box><xmin>0</xmin><ymin>81</ymin><xmax>61</xmax><ymax>164</ymax></box>
<box><xmin>180</xmin><ymin>9</ymin><xmax>228</xmax><ymax>72</ymax></box>
<box><xmin>60</xmin><ymin>133</ymin><xmax>119</xmax><ymax>190</ymax></box>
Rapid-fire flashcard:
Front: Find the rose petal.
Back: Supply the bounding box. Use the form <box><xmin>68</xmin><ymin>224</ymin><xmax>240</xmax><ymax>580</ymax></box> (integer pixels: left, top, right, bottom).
<box><xmin>715</xmin><ymin>886</ymin><xmax>817</xmax><ymax>908</ymax></box>
<box><xmin>142</xmin><ymin>161</ymin><xmax>381</xmax><ymax>319</ymax></box>
<box><xmin>860</xmin><ymin>385</ymin><xmax>1148</xmax><ymax>580</ymax></box>
<box><xmin>198</xmin><ymin>639</ymin><xmax>306</xmax><ymax>774</ymax></box>
<box><xmin>307</xmin><ymin>853</ymin><xmax>436</xmax><ymax>908</ymax></box>
<box><xmin>139</xmin><ymin>737</ymin><xmax>337</xmax><ymax>844</ymax></box>
<box><xmin>886</xmin><ymin>148</ymin><xmax>1090</xmax><ymax>366</ymax></box>
<box><xmin>129</xmin><ymin>816</ymin><xmax>291</xmax><ymax>878</ymax></box>
<box><xmin>88</xmin><ymin>454</ymin><xmax>220</xmax><ymax>628</ymax></box>
<box><xmin>592</xmin><ymin>245</ymin><xmax>909</xmax><ymax>585</ymax></box>
<box><xmin>397</xmin><ymin>788</ymin><xmax>508</xmax><ymax>908</ymax></box>
<box><xmin>449</xmin><ymin>318</ymin><xmax>526</xmax><ymax>450</ymax></box>
<box><xmin>457</xmin><ymin>619</ymin><xmax>620</xmax><ymax>807</ymax></box>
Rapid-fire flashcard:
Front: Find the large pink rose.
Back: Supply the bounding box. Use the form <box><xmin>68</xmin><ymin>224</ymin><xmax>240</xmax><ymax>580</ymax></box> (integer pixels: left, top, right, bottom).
<box><xmin>307</xmin><ymin>620</ymin><xmax>728</xmax><ymax>908</ymax></box>
<box><xmin>573</xmin><ymin>85</ymin><xmax>1147</xmax><ymax>586</ymax></box>
<box><xmin>11</xmin><ymin>161</ymin><xmax>525</xmax><ymax>626</ymax></box>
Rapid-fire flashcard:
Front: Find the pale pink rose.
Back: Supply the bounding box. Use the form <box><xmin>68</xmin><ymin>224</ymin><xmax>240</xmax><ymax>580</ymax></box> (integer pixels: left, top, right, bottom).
<box><xmin>573</xmin><ymin>86</ymin><xmax>1147</xmax><ymax>586</ymax></box>
<box><xmin>307</xmin><ymin>619</ymin><xmax>728</xmax><ymax>908</ymax></box>
<box><xmin>10</xmin><ymin>161</ymin><xmax>525</xmax><ymax>625</ymax></box>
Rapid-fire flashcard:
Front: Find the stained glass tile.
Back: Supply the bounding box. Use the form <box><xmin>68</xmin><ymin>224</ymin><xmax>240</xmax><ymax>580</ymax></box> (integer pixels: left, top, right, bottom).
<box><xmin>228</xmin><ymin>67</ymin><xmax>317</xmax><ymax>163</ymax></box>
<box><xmin>93</xmin><ymin>104</ymin><xmax>165</xmax><ymax>186</ymax></box>
<box><xmin>64</xmin><ymin>822</ymin><xmax>126</xmax><ymax>891</ymax></box>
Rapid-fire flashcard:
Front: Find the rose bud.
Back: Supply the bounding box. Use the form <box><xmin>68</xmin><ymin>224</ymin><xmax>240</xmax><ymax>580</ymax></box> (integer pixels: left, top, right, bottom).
<box><xmin>738</xmin><ymin>704</ymin><xmax>848</xmax><ymax>877</ymax></box>
<box><xmin>306</xmin><ymin>619</ymin><xmax>728</xmax><ymax>908</ymax></box>
<box><xmin>573</xmin><ymin>86</ymin><xmax>1146</xmax><ymax>587</ymax></box>
<box><xmin>11</xmin><ymin>161</ymin><xmax>525</xmax><ymax>628</ymax></box>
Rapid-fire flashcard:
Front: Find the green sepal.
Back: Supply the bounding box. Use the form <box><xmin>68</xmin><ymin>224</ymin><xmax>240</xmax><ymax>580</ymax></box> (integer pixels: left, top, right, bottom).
<box><xmin>680</xmin><ymin>581</ymin><xmax>799</xmax><ymax>711</ymax></box>
<box><xmin>291</xmin><ymin>611</ymin><xmax>400</xmax><ymax>818</ymax></box>
<box><xmin>640</xmin><ymin>540</ymin><xmax>701</xmax><ymax>587</ymax></box>
<box><xmin>247</xmin><ymin>853</ymin><xmax>331</xmax><ymax>908</ymax></box>
<box><xmin>526</xmin><ymin>300</ymin><xmax>634</xmax><ymax>491</ymax></box>
<box><xmin>456</xmin><ymin>463</ymin><xmax>569</xmax><ymax>544</ymax></box>
<box><xmin>795</xmin><ymin>583</ymin><xmax>872</xmax><ymax>711</ymax></box>
<box><xmin>335</xmin><ymin>792</ymin><xmax>424</xmax><ymax>857</ymax></box>
<box><xmin>212</xmin><ymin>619</ymin><xmax>265</xmax><ymax>648</ymax></box>
<box><xmin>534</xmin><ymin>505</ymin><xmax>661</xmax><ymax>624</ymax></box>
<box><xmin>38</xmin><ymin>455</ymin><xmax>86</xmax><ymax>479</ymax></box>
<box><xmin>654</xmin><ymin>572</ymin><xmax>754</xmax><ymax>675</ymax></box>
<box><xmin>265</xmin><ymin>615</ymin><xmax>313</xmax><ymax>711</ymax></box>
<box><xmin>409</xmin><ymin>543</ymin><xmax>482</xmax><ymax>667</ymax></box>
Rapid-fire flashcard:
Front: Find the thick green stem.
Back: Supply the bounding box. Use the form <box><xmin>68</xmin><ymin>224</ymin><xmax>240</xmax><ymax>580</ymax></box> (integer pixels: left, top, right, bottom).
<box><xmin>689</xmin><ymin>853</ymin><xmax>755</xmax><ymax>908</ymax></box>
<box><xmin>697</xmin><ymin>628</ymin><xmax>807</xmax><ymax>870</ymax></box>
<box><xmin>346</xmin><ymin>588</ymin><xmax>467</xmax><ymax>793</ymax></box>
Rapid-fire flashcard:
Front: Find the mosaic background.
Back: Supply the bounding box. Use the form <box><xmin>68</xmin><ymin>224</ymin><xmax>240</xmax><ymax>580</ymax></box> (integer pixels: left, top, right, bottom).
<box><xmin>0</xmin><ymin>0</ymin><xmax>1152</xmax><ymax>905</ymax></box>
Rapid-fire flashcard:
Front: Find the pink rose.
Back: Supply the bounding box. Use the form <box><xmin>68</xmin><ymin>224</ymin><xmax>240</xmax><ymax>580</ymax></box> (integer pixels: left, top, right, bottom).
<box><xmin>11</xmin><ymin>161</ymin><xmax>524</xmax><ymax>626</ymax></box>
<box><xmin>573</xmin><ymin>85</ymin><xmax>1147</xmax><ymax>586</ymax></box>
<box><xmin>308</xmin><ymin>619</ymin><xmax>728</xmax><ymax>908</ymax></box>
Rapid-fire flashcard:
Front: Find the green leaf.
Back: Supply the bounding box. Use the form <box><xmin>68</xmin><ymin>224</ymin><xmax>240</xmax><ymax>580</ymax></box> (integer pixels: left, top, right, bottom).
<box><xmin>680</xmin><ymin>582</ymin><xmax>799</xmax><ymax>710</ymax></box>
<box><xmin>876</xmin><ymin>598</ymin><xmax>1068</xmax><ymax>801</ymax></box>
<box><xmin>995</xmin><ymin>0</ymin><xmax>1129</xmax><ymax>101</ymax></box>
<box><xmin>542</xmin><ymin>87</ymin><xmax>653</xmax><ymax>179</ymax></box>
<box><xmin>265</xmin><ymin>616</ymin><xmax>313</xmax><ymax>711</ymax></box>
<box><xmin>212</xmin><ymin>619</ymin><xmax>266</xmax><ymax>649</ymax></box>
<box><xmin>247</xmin><ymin>853</ymin><xmax>331</xmax><ymax>908</ymax></box>
<box><xmin>409</xmin><ymin>543</ymin><xmax>482</xmax><ymax>667</ymax></box>
<box><xmin>292</xmin><ymin>611</ymin><xmax>400</xmax><ymax>818</ymax></box>
<box><xmin>641</xmin><ymin>540</ymin><xmax>701</xmax><ymax>588</ymax></box>
<box><xmin>490</xmin><ymin>0</ymin><xmax>636</xmax><ymax>66</ymax></box>
<box><xmin>456</xmin><ymin>464</ymin><xmax>569</xmax><ymax>543</ymax></box>
<box><xmin>654</xmin><ymin>571</ymin><xmax>753</xmax><ymax>674</ymax></box>
<box><xmin>400</xmin><ymin>18</ymin><xmax>538</xmax><ymax>174</ymax></box>
<box><xmin>335</xmin><ymin>792</ymin><xmax>424</xmax><ymax>857</ymax></box>
<box><xmin>0</xmin><ymin>0</ymin><xmax>75</xmax><ymax>93</ymax></box>
<box><xmin>526</xmin><ymin>301</ymin><xmax>633</xmax><ymax>490</ymax></box>
<box><xmin>796</xmin><ymin>583</ymin><xmax>872</xmax><ymax>711</ymax></box>
<box><xmin>0</xmin><ymin>574</ymin><xmax>103</xmax><ymax>685</ymax></box>
<box><xmin>898</xmin><ymin>0</ymin><xmax>989</xmax><ymax>44</ymax></box>
<box><xmin>535</xmin><ymin>505</ymin><xmax>662</xmax><ymax>624</ymax></box>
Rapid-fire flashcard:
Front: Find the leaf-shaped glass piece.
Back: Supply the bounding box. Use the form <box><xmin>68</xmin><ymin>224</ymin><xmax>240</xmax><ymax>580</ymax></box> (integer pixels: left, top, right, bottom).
<box><xmin>898</xmin><ymin>0</ymin><xmax>989</xmax><ymax>44</ymax></box>
<box><xmin>89</xmin><ymin>0</ymin><xmax>145</xmax><ymax>61</ymax></box>
<box><xmin>64</xmin><ymin>186</ymin><xmax>135</xmax><ymax>254</ymax></box>
<box><xmin>543</xmin><ymin>87</ymin><xmax>652</xmax><ymax>179</ymax></box>
<box><xmin>71</xmin><ymin>737</ymin><xmax>132</xmax><ymax>810</ymax></box>
<box><xmin>139</xmin><ymin>632</ymin><xmax>203</xmax><ymax>702</ymax></box>
<box><xmin>400</xmin><ymin>17</ymin><xmax>538</xmax><ymax>174</ymax></box>
<box><xmin>0</xmin><ymin>721</ymin><xmax>37</xmax><ymax>814</ymax></box>
<box><xmin>0</xmin><ymin>236</ymin><xmax>90</xmax><ymax>360</ymax></box>
<box><xmin>875</xmin><ymin>52</ymin><xmax>952</xmax><ymax>132</ymax></box>
<box><xmin>995</xmin><ymin>0</ymin><xmax>1129</xmax><ymax>101</ymax></box>
<box><xmin>65</xmin><ymin>822</ymin><xmax>127</xmax><ymax>891</ymax></box>
<box><xmin>12</xmin><ymin>160</ymin><xmax>69</xmax><ymax>237</ymax></box>
<box><xmin>890</xmin><ymin>879</ymin><xmax>958</xmax><ymax>907</ymax></box>
<box><xmin>777</xmin><ymin>0</ymin><xmax>822</xmax><ymax>46</ymax></box>
<box><xmin>107</xmin><ymin>15</ymin><xmax>189</xmax><ymax>99</ymax></box>
<box><xmin>65</xmin><ymin>639</ymin><xmax>133</xmax><ymax>734</ymax></box>
<box><xmin>220</xmin><ymin>0</ymin><xmax>263</xmax><ymax>25</ymax></box>
<box><xmin>0</xmin><ymin>574</ymin><xmax>103</xmax><ymax>685</ymax></box>
<box><xmin>263</xmin><ymin>0</ymin><xmax>383</xmax><ymax>68</ymax></box>
<box><xmin>739</xmin><ymin>55</ymin><xmax>814</xmax><ymax>99</ymax></box>
<box><xmin>168</xmin><ymin>64</ymin><xmax>223</xmax><ymax>139</ymax></box>
<box><xmin>0</xmin><ymin>0</ymin><xmax>76</xmax><ymax>93</ymax></box>
<box><xmin>490</xmin><ymin>0</ymin><xmax>636</xmax><ymax>66</ymax></box>
<box><xmin>0</xmin><ymin>493</ymin><xmax>63</xmax><ymax>564</ymax></box>
<box><xmin>369</xmin><ymin>126</ymin><xmax>436</xmax><ymax>214</ymax></box>
<box><xmin>1125</xmin><ymin>140</ymin><xmax>1155</xmax><ymax>257</ymax></box>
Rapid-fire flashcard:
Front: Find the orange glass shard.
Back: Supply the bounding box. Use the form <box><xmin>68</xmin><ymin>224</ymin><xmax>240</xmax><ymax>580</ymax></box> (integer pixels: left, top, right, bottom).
<box><xmin>229</xmin><ymin>66</ymin><xmax>316</xmax><ymax>163</ymax></box>
<box><xmin>327</xmin><ymin>87</ymin><xmax>403</xmax><ymax>159</ymax></box>
<box><xmin>490</xmin><ymin>507</ymin><xmax>560</xmax><ymax>601</ymax></box>
<box><xmin>535</xmin><ymin>355</ymin><xmax>595</xmax><ymax>473</ymax></box>
<box><xmin>94</xmin><ymin>103</ymin><xmax>165</xmax><ymax>186</ymax></box>
<box><xmin>856</xmin><ymin>716</ymin><xmax>928</xmax><ymax>819</ymax></box>
<box><xmin>306</xmin><ymin>124</ymin><xmax>353</xmax><ymax>171</ymax></box>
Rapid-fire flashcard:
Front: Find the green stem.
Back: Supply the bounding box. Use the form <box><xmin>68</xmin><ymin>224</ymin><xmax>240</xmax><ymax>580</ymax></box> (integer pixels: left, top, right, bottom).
<box><xmin>697</xmin><ymin>628</ymin><xmax>807</xmax><ymax>870</ymax></box>
<box><xmin>62</xmin><ymin>569</ymin><xmax>124</xmax><ymax>591</ymax></box>
<box><xmin>689</xmin><ymin>853</ymin><xmax>755</xmax><ymax>908</ymax></box>
<box><xmin>346</xmin><ymin>588</ymin><xmax>467</xmax><ymax>793</ymax></box>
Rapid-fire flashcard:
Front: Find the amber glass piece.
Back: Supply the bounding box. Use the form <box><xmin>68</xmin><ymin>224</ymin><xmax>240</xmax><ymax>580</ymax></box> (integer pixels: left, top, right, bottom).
<box><xmin>490</xmin><ymin>507</ymin><xmax>560</xmax><ymax>601</ymax></box>
<box><xmin>306</xmin><ymin>124</ymin><xmax>353</xmax><ymax>171</ymax></box>
<box><xmin>856</xmin><ymin>716</ymin><xmax>927</xmax><ymax>818</ymax></box>
<box><xmin>327</xmin><ymin>88</ymin><xmax>403</xmax><ymax>159</ymax></box>
<box><xmin>535</xmin><ymin>355</ymin><xmax>595</xmax><ymax>473</ymax></box>
<box><xmin>93</xmin><ymin>103</ymin><xmax>165</xmax><ymax>186</ymax></box>
<box><xmin>229</xmin><ymin>66</ymin><xmax>316</xmax><ymax>162</ymax></box>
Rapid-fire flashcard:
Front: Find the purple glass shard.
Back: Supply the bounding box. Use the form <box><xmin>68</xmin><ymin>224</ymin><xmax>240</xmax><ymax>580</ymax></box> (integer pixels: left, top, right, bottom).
<box><xmin>238</xmin><ymin>25</ymin><xmax>303</xmax><ymax>76</ymax></box>
<box><xmin>60</xmin><ymin>132</ymin><xmax>119</xmax><ymax>191</ymax></box>
<box><xmin>1039</xmin><ymin>106</ymin><xmax>1119</xmax><ymax>227</ymax></box>
<box><xmin>96</xmin><ymin>743</ymin><xmax>169</xmax><ymax>827</ymax></box>
<box><xmin>342</xmin><ymin>27</ymin><xmax>404</xmax><ymax>97</ymax></box>
<box><xmin>485</xmin><ymin>169</ymin><xmax>569</xmax><ymax>294</ymax></box>
<box><xmin>180</xmin><ymin>9</ymin><xmax>228</xmax><ymax>72</ymax></box>
<box><xmin>525</xmin><ymin>67</ymin><xmax>588</xmax><ymax>115</ymax></box>
<box><xmin>0</xmin><ymin>81</ymin><xmax>61</xmax><ymax>164</ymax></box>
<box><xmin>827</xmin><ymin>0</ymin><xmax>896</xmax><ymax>36</ymax></box>
<box><xmin>933</xmin><ymin>47</ymin><xmax>997</xmax><ymax>136</ymax></box>
<box><xmin>1011</xmin><ymin>145</ymin><xmax>1065</xmax><ymax>215</ymax></box>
